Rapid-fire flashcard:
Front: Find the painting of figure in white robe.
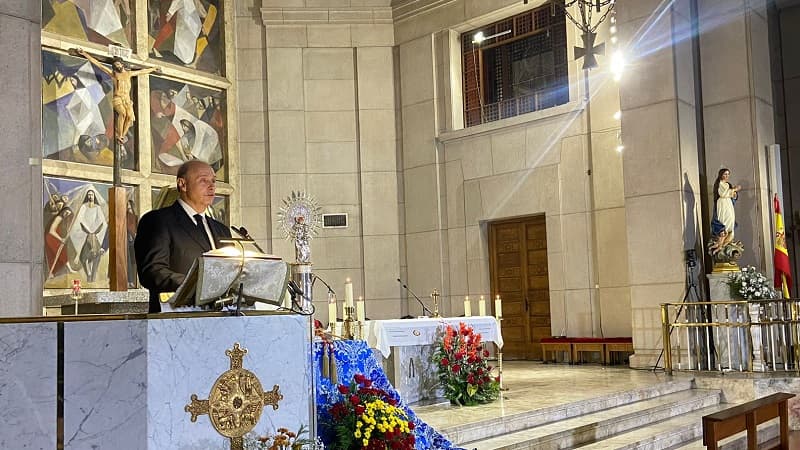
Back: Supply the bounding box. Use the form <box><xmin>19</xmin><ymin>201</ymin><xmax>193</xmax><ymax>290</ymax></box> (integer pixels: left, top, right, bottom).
<box><xmin>149</xmin><ymin>75</ymin><xmax>225</xmax><ymax>179</ymax></box>
<box><xmin>43</xmin><ymin>177</ymin><xmax>135</xmax><ymax>289</ymax></box>
<box><xmin>148</xmin><ymin>0</ymin><xmax>222</xmax><ymax>74</ymax></box>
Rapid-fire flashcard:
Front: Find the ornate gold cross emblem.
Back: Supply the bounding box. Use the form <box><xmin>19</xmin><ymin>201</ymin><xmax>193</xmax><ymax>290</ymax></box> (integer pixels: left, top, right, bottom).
<box><xmin>185</xmin><ymin>343</ymin><xmax>283</xmax><ymax>450</ymax></box>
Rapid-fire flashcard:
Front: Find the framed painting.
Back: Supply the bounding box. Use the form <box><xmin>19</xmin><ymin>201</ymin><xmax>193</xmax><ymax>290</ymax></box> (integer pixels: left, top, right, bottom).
<box><xmin>149</xmin><ymin>75</ymin><xmax>226</xmax><ymax>179</ymax></box>
<box><xmin>147</xmin><ymin>0</ymin><xmax>223</xmax><ymax>75</ymax></box>
<box><xmin>43</xmin><ymin>177</ymin><xmax>137</xmax><ymax>289</ymax></box>
<box><xmin>42</xmin><ymin>50</ymin><xmax>136</xmax><ymax>169</ymax></box>
<box><xmin>150</xmin><ymin>187</ymin><xmax>229</xmax><ymax>226</ymax></box>
<box><xmin>42</xmin><ymin>0</ymin><xmax>135</xmax><ymax>48</ymax></box>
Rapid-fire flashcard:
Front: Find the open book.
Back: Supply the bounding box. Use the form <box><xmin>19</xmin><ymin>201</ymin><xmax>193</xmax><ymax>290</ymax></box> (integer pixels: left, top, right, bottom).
<box><xmin>169</xmin><ymin>249</ymin><xmax>288</xmax><ymax>307</ymax></box>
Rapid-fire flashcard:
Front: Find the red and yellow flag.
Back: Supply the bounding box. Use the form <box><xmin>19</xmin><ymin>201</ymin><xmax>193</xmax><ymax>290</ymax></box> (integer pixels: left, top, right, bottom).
<box><xmin>774</xmin><ymin>194</ymin><xmax>792</xmax><ymax>298</ymax></box>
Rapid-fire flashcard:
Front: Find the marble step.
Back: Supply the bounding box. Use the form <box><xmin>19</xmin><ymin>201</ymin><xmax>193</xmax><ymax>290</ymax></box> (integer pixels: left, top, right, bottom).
<box><xmin>463</xmin><ymin>388</ymin><xmax>722</xmax><ymax>450</ymax></box>
<box><xmin>669</xmin><ymin>421</ymin><xmax>780</xmax><ymax>450</ymax></box>
<box><xmin>575</xmin><ymin>403</ymin><xmax>728</xmax><ymax>450</ymax></box>
<box><xmin>437</xmin><ymin>379</ymin><xmax>695</xmax><ymax>444</ymax></box>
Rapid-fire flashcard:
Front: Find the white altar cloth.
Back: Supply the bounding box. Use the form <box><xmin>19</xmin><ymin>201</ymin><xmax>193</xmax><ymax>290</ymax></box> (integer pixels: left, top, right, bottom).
<box><xmin>366</xmin><ymin>316</ymin><xmax>503</xmax><ymax>358</ymax></box>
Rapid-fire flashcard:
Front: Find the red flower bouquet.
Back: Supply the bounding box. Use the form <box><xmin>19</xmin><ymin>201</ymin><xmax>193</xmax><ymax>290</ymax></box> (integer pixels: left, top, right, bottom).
<box><xmin>432</xmin><ymin>322</ymin><xmax>500</xmax><ymax>406</ymax></box>
<box><xmin>322</xmin><ymin>374</ymin><xmax>415</xmax><ymax>450</ymax></box>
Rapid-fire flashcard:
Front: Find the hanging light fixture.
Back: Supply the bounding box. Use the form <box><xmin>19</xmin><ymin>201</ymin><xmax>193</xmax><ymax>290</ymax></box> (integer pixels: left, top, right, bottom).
<box><xmin>553</xmin><ymin>0</ymin><xmax>617</xmax><ymax>70</ymax></box>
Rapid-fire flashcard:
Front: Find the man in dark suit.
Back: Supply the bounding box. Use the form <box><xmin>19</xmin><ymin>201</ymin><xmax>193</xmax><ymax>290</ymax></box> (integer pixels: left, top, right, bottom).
<box><xmin>135</xmin><ymin>160</ymin><xmax>231</xmax><ymax>312</ymax></box>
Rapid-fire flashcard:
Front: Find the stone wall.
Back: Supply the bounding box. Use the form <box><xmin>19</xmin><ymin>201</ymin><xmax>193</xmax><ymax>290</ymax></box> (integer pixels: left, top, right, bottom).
<box><xmin>258</xmin><ymin>0</ymin><xmax>404</xmax><ymax>320</ymax></box>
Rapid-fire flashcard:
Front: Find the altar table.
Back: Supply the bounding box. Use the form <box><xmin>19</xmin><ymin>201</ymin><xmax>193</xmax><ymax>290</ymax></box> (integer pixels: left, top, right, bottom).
<box><xmin>365</xmin><ymin>316</ymin><xmax>503</xmax><ymax>358</ymax></box>
<box><xmin>0</xmin><ymin>312</ymin><xmax>314</xmax><ymax>449</ymax></box>
<box><xmin>364</xmin><ymin>316</ymin><xmax>503</xmax><ymax>404</ymax></box>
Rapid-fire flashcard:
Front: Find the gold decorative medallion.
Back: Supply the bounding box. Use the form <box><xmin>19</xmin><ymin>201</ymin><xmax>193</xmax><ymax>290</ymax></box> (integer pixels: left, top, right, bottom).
<box><xmin>185</xmin><ymin>343</ymin><xmax>283</xmax><ymax>450</ymax></box>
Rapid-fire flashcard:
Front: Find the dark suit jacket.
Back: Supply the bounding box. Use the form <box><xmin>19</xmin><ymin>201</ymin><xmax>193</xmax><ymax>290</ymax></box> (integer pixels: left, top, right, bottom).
<box><xmin>134</xmin><ymin>202</ymin><xmax>232</xmax><ymax>312</ymax></box>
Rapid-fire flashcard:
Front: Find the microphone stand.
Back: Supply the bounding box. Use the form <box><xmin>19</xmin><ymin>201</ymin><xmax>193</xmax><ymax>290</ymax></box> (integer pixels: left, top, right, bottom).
<box><xmin>397</xmin><ymin>278</ymin><xmax>434</xmax><ymax>317</ymax></box>
<box><xmin>313</xmin><ymin>274</ymin><xmax>336</xmax><ymax>296</ymax></box>
<box><xmin>231</xmin><ymin>226</ymin><xmax>266</xmax><ymax>254</ymax></box>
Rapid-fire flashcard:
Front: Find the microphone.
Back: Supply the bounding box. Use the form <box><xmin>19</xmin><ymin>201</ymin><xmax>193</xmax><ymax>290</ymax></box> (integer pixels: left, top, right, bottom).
<box><xmin>397</xmin><ymin>278</ymin><xmax>433</xmax><ymax>316</ymax></box>
<box><xmin>231</xmin><ymin>225</ymin><xmax>266</xmax><ymax>254</ymax></box>
<box><xmin>288</xmin><ymin>279</ymin><xmax>303</xmax><ymax>297</ymax></box>
<box><xmin>313</xmin><ymin>274</ymin><xmax>336</xmax><ymax>295</ymax></box>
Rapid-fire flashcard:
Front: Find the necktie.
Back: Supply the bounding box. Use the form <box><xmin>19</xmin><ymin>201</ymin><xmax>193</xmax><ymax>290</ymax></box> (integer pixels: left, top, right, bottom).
<box><xmin>194</xmin><ymin>214</ymin><xmax>212</xmax><ymax>248</ymax></box>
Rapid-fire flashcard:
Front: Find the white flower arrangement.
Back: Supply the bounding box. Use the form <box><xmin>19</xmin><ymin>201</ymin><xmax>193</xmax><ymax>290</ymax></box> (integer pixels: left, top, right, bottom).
<box><xmin>727</xmin><ymin>266</ymin><xmax>778</xmax><ymax>300</ymax></box>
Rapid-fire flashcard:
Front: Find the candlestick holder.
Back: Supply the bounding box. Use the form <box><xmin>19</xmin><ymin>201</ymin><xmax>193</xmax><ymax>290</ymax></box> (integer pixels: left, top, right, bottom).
<box><xmin>71</xmin><ymin>279</ymin><xmax>83</xmax><ymax>315</ymax></box>
<box><xmin>431</xmin><ymin>289</ymin><xmax>441</xmax><ymax>318</ymax></box>
<box><xmin>496</xmin><ymin>316</ymin><xmax>508</xmax><ymax>391</ymax></box>
<box><xmin>343</xmin><ymin>306</ymin><xmax>355</xmax><ymax>340</ymax></box>
<box><xmin>355</xmin><ymin>321</ymin><xmax>365</xmax><ymax>341</ymax></box>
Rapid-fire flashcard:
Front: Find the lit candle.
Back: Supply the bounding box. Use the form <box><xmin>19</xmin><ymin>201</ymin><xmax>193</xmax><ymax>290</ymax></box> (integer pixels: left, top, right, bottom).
<box><xmin>328</xmin><ymin>293</ymin><xmax>337</xmax><ymax>328</ymax></box>
<box><xmin>495</xmin><ymin>294</ymin><xmax>502</xmax><ymax>318</ymax></box>
<box><xmin>344</xmin><ymin>278</ymin><xmax>354</xmax><ymax>308</ymax></box>
<box><xmin>463</xmin><ymin>296</ymin><xmax>472</xmax><ymax>317</ymax></box>
<box><xmin>357</xmin><ymin>296</ymin><xmax>365</xmax><ymax>322</ymax></box>
<box><xmin>478</xmin><ymin>295</ymin><xmax>486</xmax><ymax>316</ymax></box>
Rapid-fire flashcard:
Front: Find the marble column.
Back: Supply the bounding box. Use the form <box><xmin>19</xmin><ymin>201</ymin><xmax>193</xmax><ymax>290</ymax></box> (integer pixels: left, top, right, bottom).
<box><xmin>699</xmin><ymin>0</ymin><xmax>775</xmax><ymax>272</ymax></box>
<box><xmin>0</xmin><ymin>1</ymin><xmax>43</xmax><ymax>317</ymax></box>
<box><xmin>617</xmin><ymin>0</ymin><xmax>704</xmax><ymax>368</ymax></box>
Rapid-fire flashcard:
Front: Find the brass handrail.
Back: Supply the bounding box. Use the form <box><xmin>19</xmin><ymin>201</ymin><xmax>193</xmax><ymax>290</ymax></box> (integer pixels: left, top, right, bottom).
<box><xmin>661</xmin><ymin>299</ymin><xmax>800</xmax><ymax>375</ymax></box>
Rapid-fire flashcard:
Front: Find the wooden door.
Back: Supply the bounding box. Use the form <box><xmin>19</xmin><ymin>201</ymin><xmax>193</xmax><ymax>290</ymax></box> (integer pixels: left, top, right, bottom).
<box><xmin>489</xmin><ymin>216</ymin><xmax>551</xmax><ymax>360</ymax></box>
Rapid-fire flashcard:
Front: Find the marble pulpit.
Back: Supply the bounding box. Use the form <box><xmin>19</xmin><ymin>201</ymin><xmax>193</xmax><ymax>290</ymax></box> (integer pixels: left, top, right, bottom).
<box><xmin>364</xmin><ymin>316</ymin><xmax>503</xmax><ymax>404</ymax></box>
<box><xmin>0</xmin><ymin>312</ymin><xmax>315</xmax><ymax>449</ymax></box>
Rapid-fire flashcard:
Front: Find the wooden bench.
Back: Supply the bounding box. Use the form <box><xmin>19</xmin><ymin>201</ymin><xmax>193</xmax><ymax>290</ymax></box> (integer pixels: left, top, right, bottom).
<box><xmin>603</xmin><ymin>337</ymin><xmax>634</xmax><ymax>365</ymax></box>
<box><xmin>572</xmin><ymin>337</ymin><xmax>606</xmax><ymax>364</ymax></box>
<box><xmin>540</xmin><ymin>337</ymin><xmax>633</xmax><ymax>365</ymax></box>
<box><xmin>702</xmin><ymin>392</ymin><xmax>795</xmax><ymax>450</ymax></box>
<box><xmin>541</xmin><ymin>337</ymin><xmax>573</xmax><ymax>364</ymax></box>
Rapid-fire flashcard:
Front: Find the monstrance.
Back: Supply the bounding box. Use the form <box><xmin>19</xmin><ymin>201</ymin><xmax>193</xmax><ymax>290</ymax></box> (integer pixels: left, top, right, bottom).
<box><xmin>276</xmin><ymin>191</ymin><xmax>322</xmax><ymax>264</ymax></box>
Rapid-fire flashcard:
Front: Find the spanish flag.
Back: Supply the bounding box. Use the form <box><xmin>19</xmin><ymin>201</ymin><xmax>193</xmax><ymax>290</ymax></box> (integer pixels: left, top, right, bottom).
<box><xmin>774</xmin><ymin>194</ymin><xmax>792</xmax><ymax>298</ymax></box>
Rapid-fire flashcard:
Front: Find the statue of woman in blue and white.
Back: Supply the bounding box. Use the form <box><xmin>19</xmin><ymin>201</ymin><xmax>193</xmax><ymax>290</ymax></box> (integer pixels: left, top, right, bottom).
<box><xmin>711</xmin><ymin>168</ymin><xmax>741</xmax><ymax>249</ymax></box>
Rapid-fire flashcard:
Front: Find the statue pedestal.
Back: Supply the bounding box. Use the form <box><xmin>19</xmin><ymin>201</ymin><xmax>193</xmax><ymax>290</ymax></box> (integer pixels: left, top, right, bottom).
<box><xmin>706</xmin><ymin>271</ymin><xmax>763</xmax><ymax>371</ymax></box>
<box><xmin>707</xmin><ymin>272</ymin><xmax>731</xmax><ymax>301</ymax></box>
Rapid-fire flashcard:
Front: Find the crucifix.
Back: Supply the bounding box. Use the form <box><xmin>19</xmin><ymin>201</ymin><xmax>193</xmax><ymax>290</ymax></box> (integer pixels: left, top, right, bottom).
<box><xmin>71</xmin><ymin>47</ymin><xmax>160</xmax><ymax>290</ymax></box>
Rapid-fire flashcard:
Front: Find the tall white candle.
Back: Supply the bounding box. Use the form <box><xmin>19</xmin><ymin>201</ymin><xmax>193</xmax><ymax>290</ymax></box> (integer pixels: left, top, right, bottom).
<box><xmin>478</xmin><ymin>296</ymin><xmax>486</xmax><ymax>316</ymax></box>
<box><xmin>357</xmin><ymin>296</ymin><xmax>365</xmax><ymax>322</ymax></box>
<box><xmin>344</xmin><ymin>278</ymin><xmax>354</xmax><ymax>308</ymax></box>
<box><xmin>463</xmin><ymin>296</ymin><xmax>472</xmax><ymax>317</ymax></box>
<box><xmin>495</xmin><ymin>294</ymin><xmax>502</xmax><ymax>318</ymax></box>
<box><xmin>328</xmin><ymin>293</ymin><xmax>337</xmax><ymax>328</ymax></box>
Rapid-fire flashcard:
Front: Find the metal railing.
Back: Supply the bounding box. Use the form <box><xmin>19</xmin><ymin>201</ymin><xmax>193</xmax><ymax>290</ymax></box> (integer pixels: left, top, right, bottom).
<box><xmin>464</xmin><ymin>88</ymin><xmax>569</xmax><ymax>127</ymax></box>
<box><xmin>661</xmin><ymin>299</ymin><xmax>800</xmax><ymax>375</ymax></box>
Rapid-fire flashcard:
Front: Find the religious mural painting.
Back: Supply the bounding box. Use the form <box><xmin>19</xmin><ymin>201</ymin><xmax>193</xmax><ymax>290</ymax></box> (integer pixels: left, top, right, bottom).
<box><xmin>44</xmin><ymin>177</ymin><xmax>137</xmax><ymax>289</ymax></box>
<box><xmin>150</xmin><ymin>187</ymin><xmax>229</xmax><ymax>226</ymax></box>
<box><xmin>149</xmin><ymin>75</ymin><xmax>226</xmax><ymax>179</ymax></box>
<box><xmin>42</xmin><ymin>50</ymin><xmax>136</xmax><ymax>169</ymax></box>
<box><xmin>147</xmin><ymin>0</ymin><xmax>224</xmax><ymax>75</ymax></box>
<box><xmin>42</xmin><ymin>0</ymin><xmax>135</xmax><ymax>48</ymax></box>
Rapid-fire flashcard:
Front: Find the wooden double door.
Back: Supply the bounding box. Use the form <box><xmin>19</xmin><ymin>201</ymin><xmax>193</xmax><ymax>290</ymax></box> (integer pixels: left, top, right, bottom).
<box><xmin>489</xmin><ymin>216</ymin><xmax>551</xmax><ymax>360</ymax></box>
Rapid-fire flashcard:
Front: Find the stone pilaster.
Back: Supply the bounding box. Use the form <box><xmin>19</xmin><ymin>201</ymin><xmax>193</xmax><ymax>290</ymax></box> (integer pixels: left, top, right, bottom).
<box><xmin>0</xmin><ymin>1</ymin><xmax>43</xmax><ymax>316</ymax></box>
<box><xmin>699</xmin><ymin>0</ymin><xmax>775</xmax><ymax>272</ymax></box>
<box><xmin>617</xmin><ymin>0</ymin><xmax>704</xmax><ymax>367</ymax></box>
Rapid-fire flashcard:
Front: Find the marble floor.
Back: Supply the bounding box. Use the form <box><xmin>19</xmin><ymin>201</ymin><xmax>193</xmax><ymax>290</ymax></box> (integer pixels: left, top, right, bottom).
<box><xmin>414</xmin><ymin>361</ymin><xmax>672</xmax><ymax>431</ymax></box>
<box><xmin>413</xmin><ymin>361</ymin><xmax>800</xmax><ymax>448</ymax></box>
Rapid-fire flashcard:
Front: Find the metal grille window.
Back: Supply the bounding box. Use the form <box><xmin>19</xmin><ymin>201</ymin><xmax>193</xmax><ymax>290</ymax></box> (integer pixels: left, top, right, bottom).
<box><xmin>462</xmin><ymin>3</ymin><xmax>569</xmax><ymax>127</ymax></box>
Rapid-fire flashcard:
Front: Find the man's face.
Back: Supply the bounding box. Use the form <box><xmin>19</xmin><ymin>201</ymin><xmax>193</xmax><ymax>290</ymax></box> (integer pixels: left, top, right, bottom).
<box><xmin>87</xmin><ymin>190</ymin><xmax>95</xmax><ymax>203</ymax></box>
<box><xmin>179</xmin><ymin>164</ymin><xmax>216</xmax><ymax>211</ymax></box>
<box><xmin>113</xmin><ymin>61</ymin><xmax>124</xmax><ymax>72</ymax></box>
